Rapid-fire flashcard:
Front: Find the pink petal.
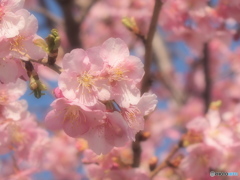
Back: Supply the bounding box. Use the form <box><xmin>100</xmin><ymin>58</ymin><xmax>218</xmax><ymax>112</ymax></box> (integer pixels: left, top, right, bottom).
<box><xmin>62</xmin><ymin>49</ymin><xmax>90</xmax><ymax>73</ymax></box>
<box><xmin>44</xmin><ymin>109</ymin><xmax>64</xmax><ymax>131</ymax></box>
<box><xmin>137</xmin><ymin>93</ymin><xmax>158</xmax><ymax>116</ymax></box>
<box><xmin>15</xmin><ymin>9</ymin><xmax>38</xmax><ymax>37</ymax></box>
<box><xmin>100</xmin><ymin>38</ymin><xmax>129</xmax><ymax>67</ymax></box>
<box><xmin>58</xmin><ymin>72</ymin><xmax>79</xmax><ymax>100</ymax></box>
<box><xmin>0</xmin><ymin>12</ymin><xmax>24</xmax><ymax>38</ymax></box>
<box><xmin>124</xmin><ymin>56</ymin><xmax>144</xmax><ymax>82</ymax></box>
<box><xmin>63</xmin><ymin>109</ymin><xmax>90</xmax><ymax>137</ymax></box>
<box><xmin>0</xmin><ymin>59</ymin><xmax>19</xmax><ymax>83</ymax></box>
<box><xmin>87</xmin><ymin>46</ymin><xmax>104</xmax><ymax>72</ymax></box>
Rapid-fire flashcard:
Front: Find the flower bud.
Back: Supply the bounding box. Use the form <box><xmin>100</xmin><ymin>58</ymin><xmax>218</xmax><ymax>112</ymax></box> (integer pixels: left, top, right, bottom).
<box><xmin>149</xmin><ymin>156</ymin><xmax>158</xmax><ymax>171</ymax></box>
<box><xmin>138</xmin><ymin>131</ymin><xmax>151</xmax><ymax>141</ymax></box>
<box><xmin>29</xmin><ymin>75</ymin><xmax>38</xmax><ymax>90</ymax></box>
<box><xmin>29</xmin><ymin>75</ymin><xmax>47</xmax><ymax>99</ymax></box>
<box><xmin>122</xmin><ymin>17</ymin><xmax>140</xmax><ymax>34</ymax></box>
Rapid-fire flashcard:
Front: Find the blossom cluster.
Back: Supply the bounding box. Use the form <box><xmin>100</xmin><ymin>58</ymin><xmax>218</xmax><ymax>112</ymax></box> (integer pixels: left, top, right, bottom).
<box><xmin>0</xmin><ymin>0</ymin><xmax>46</xmax><ymax>84</ymax></box>
<box><xmin>45</xmin><ymin>37</ymin><xmax>157</xmax><ymax>154</ymax></box>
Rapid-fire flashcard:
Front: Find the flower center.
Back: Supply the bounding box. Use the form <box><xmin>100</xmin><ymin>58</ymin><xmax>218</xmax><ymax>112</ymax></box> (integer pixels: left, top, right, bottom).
<box><xmin>122</xmin><ymin>106</ymin><xmax>140</xmax><ymax>127</ymax></box>
<box><xmin>65</xmin><ymin>105</ymin><xmax>80</xmax><ymax>120</ymax></box>
<box><xmin>10</xmin><ymin>35</ymin><xmax>27</xmax><ymax>55</ymax></box>
<box><xmin>77</xmin><ymin>72</ymin><xmax>94</xmax><ymax>91</ymax></box>
<box><xmin>64</xmin><ymin>105</ymin><xmax>86</xmax><ymax>125</ymax></box>
<box><xmin>109</xmin><ymin>67</ymin><xmax>129</xmax><ymax>82</ymax></box>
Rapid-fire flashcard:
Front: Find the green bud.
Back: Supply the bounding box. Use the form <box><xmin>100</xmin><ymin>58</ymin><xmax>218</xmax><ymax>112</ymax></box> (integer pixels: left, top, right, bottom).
<box><xmin>29</xmin><ymin>75</ymin><xmax>47</xmax><ymax>99</ymax></box>
<box><xmin>122</xmin><ymin>17</ymin><xmax>140</xmax><ymax>34</ymax></box>
<box><xmin>53</xmin><ymin>36</ymin><xmax>61</xmax><ymax>51</ymax></box>
<box><xmin>46</xmin><ymin>29</ymin><xmax>61</xmax><ymax>52</ymax></box>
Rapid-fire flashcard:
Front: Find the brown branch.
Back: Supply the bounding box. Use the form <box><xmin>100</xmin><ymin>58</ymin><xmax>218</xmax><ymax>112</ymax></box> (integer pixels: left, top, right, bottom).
<box><xmin>141</xmin><ymin>0</ymin><xmax>162</xmax><ymax>94</ymax></box>
<box><xmin>132</xmin><ymin>0</ymin><xmax>162</xmax><ymax>168</ymax></box>
<box><xmin>57</xmin><ymin>0</ymin><xmax>97</xmax><ymax>50</ymax></box>
<box><xmin>29</xmin><ymin>59</ymin><xmax>62</xmax><ymax>74</ymax></box>
<box><xmin>57</xmin><ymin>0</ymin><xmax>81</xmax><ymax>49</ymax></box>
<box><xmin>131</xmin><ymin>133</ymin><xmax>142</xmax><ymax>167</ymax></box>
<box><xmin>202</xmin><ymin>43</ymin><xmax>211</xmax><ymax>113</ymax></box>
<box><xmin>150</xmin><ymin>141</ymin><xmax>182</xmax><ymax>179</ymax></box>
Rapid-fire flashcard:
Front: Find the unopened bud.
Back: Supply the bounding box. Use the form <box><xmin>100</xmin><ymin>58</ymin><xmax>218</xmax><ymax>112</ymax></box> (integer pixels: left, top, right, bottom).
<box><xmin>138</xmin><ymin>131</ymin><xmax>151</xmax><ymax>141</ymax></box>
<box><xmin>29</xmin><ymin>75</ymin><xmax>38</xmax><ymax>90</ymax></box>
<box><xmin>53</xmin><ymin>87</ymin><xmax>64</xmax><ymax>98</ymax></box>
<box><xmin>209</xmin><ymin>100</ymin><xmax>222</xmax><ymax>110</ymax></box>
<box><xmin>122</xmin><ymin>17</ymin><xmax>140</xmax><ymax>34</ymax></box>
<box><xmin>149</xmin><ymin>156</ymin><xmax>158</xmax><ymax>171</ymax></box>
<box><xmin>46</xmin><ymin>29</ymin><xmax>61</xmax><ymax>52</ymax></box>
<box><xmin>53</xmin><ymin>36</ymin><xmax>61</xmax><ymax>51</ymax></box>
<box><xmin>29</xmin><ymin>75</ymin><xmax>47</xmax><ymax>99</ymax></box>
<box><xmin>75</xmin><ymin>138</ymin><xmax>88</xmax><ymax>152</ymax></box>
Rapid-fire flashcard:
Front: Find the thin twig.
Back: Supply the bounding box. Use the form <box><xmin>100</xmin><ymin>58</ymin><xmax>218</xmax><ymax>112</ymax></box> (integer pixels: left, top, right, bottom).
<box><xmin>29</xmin><ymin>59</ymin><xmax>62</xmax><ymax>74</ymax></box>
<box><xmin>141</xmin><ymin>0</ymin><xmax>163</xmax><ymax>94</ymax></box>
<box><xmin>131</xmin><ymin>133</ymin><xmax>142</xmax><ymax>167</ymax></box>
<box><xmin>202</xmin><ymin>43</ymin><xmax>211</xmax><ymax>113</ymax></box>
<box><xmin>131</xmin><ymin>0</ymin><xmax>162</xmax><ymax>168</ymax></box>
<box><xmin>150</xmin><ymin>141</ymin><xmax>182</xmax><ymax>179</ymax></box>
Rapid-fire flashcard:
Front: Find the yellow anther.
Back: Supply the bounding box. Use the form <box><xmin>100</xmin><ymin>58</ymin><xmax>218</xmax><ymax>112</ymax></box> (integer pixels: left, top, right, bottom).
<box><xmin>77</xmin><ymin>72</ymin><xmax>94</xmax><ymax>91</ymax></box>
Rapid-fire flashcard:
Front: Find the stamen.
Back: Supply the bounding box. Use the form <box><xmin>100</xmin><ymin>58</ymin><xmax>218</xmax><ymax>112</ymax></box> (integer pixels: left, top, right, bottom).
<box><xmin>77</xmin><ymin>72</ymin><xmax>94</xmax><ymax>92</ymax></box>
<box><xmin>122</xmin><ymin>106</ymin><xmax>140</xmax><ymax>127</ymax></box>
<box><xmin>10</xmin><ymin>35</ymin><xmax>27</xmax><ymax>55</ymax></box>
<box><xmin>109</xmin><ymin>67</ymin><xmax>129</xmax><ymax>82</ymax></box>
<box><xmin>64</xmin><ymin>105</ymin><xmax>86</xmax><ymax>127</ymax></box>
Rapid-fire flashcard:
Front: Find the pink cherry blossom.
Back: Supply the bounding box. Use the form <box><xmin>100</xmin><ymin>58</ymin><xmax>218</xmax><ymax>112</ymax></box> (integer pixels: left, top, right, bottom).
<box><xmin>82</xmin><ymin>112</ymin><xmax>130</xmax><ymax>154</ymax></box>
<box><xmin>0</xmin><ymin>79</ymin><xmax>26</xmax><ymax>104</ymax></box>
<box><xmin>100</xmin><ymin>38</ymin><xmax>144</xmax><ymax>107</ymax></box>
<box><xmin>0</xmin><ymin>0</ymin><xmax>25</xmax><ymax>39</ymax></box>
<box><xmin>180</xmin><ymin>143</ymin><xmax>222</xmax><ymax>180</ymax></box>
<box><xmin>45</xmin><ymin>98</ymin><xmax>104</xmax><ymax>138</ymax></box>
<box><xmin>120</xmin><ymin>92</ymin><xmax>157</xmax><ymax>140</ymax></box>
<box><xmin>58</xmin><ymin>48</ymin><xmax>111</xmax><ymax>106</ymax></box>
<box><xmin>43</xmin><ymin>132</ymin><xmax>81</xmax><ymax>180</ymax></box>
<box><xmin>0</xmin><ymin>9</ymin><xmax>46</xmax><ymax>60</ymax></box>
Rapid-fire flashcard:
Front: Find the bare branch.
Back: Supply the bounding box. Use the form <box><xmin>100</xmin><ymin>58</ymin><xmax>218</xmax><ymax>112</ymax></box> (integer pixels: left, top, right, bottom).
<box><xmin>29</xmin><ymin>59</ymin><xmax>62</xmax><ymax>74</ymax></box>
<box><xmin>132</xmin><ymin>0</ymin><xmax>162</xmax><ymax>168</ymax></box>
<box><xmin>57</xmin><ymin>0</ymin><xmax>81</xmax><ymax>49</ymax></box>
<box><xmin>202</xmin><ymin>43</ymin><xmax>211</xmax><ymax>113</ymax></box>
<box><xmin>141</xmin><ymin>0</ymin><xmax>163</xmax><ymax>94</ymax></box>
<box><xmin>150</xmin><ymin>141</ymin><xmax>182</xmax><ymax>179</ymax></box>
